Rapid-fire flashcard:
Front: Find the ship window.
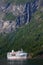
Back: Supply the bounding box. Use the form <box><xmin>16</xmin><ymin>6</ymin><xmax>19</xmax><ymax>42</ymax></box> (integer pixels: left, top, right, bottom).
<box><xmin>20</xmin><ymin>55</ymin><xmax>26</xmax><ymax>57</ymax></box>
<box><xmin>12</xmin><ymin>54</ymin><xmax>15</xmax><ymax>56</ymax></box>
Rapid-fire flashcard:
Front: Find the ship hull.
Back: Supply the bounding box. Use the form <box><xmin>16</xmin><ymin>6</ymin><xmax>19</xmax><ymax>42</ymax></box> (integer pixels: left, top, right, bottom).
<box><xmin>7</xmin><ymin>56</ymin><xmax>27</xmax><ymax>60</ymax></box>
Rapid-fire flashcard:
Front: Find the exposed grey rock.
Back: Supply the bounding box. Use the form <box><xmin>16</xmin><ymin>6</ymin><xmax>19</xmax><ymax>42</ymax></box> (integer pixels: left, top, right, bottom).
<box><xmin>0</xmin><ymin>0</ymin><xmax>42</xmax><ymax>34</ymax></box>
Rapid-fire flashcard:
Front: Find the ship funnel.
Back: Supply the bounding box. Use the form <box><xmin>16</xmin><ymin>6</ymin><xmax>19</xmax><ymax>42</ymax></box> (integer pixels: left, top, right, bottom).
<box><xmin>12</xmin><ymin>50</ymin><xmax>14</xmax><ymax>53</ymax></box>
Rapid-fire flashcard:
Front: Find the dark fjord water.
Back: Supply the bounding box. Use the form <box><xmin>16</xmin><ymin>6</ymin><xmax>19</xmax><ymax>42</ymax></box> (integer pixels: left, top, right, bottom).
<box><xmin>0</xmin><ymin>58</ymin><xmax>43</xmax><ymax>65</ymax></box>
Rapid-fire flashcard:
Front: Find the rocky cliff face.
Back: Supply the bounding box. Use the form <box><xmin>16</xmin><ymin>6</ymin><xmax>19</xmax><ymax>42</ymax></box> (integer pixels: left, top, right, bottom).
<box><xmin>0</xmin><ymin>0</ymin><xmax>43</xmax><ymax>34</ymax></box>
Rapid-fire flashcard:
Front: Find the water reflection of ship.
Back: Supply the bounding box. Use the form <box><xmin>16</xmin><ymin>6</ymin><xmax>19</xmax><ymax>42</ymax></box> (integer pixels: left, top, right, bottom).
<box><xmin>7</xmin><ymin>60</ymin><xmax>27</xmax><ymax>65</ymax></box>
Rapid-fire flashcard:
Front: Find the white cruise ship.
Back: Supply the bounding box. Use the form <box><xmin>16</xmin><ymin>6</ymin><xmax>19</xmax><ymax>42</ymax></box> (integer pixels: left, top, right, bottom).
<box><xmin>7</xmin><ymin>49</ymin><xmax>27</xmax><ymax>60</ymax></box>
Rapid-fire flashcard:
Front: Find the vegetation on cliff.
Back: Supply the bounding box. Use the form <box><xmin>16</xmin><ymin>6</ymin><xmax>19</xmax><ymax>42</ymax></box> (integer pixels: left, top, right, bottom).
<box><xmin>3</xmin><ymin>12</ymin><xmax>16</xmax><ymax>21</ymax></box>
<box><xmin>5</xmin><ymin>0</ymin><xmax>34</xmax><ymax>4</ymax></box>
<box><xmin>0</xmin><ymin>10</ymin><xmax>43</xmax><ymax>58</ymax></box>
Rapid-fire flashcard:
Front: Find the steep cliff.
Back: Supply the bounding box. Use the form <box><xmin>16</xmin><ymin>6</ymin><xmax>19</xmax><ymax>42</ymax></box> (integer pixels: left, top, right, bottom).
<box><xmin>0</xmin><ymin>10</ymin><xmax>43</xmax><ymax>57</ymax></box>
